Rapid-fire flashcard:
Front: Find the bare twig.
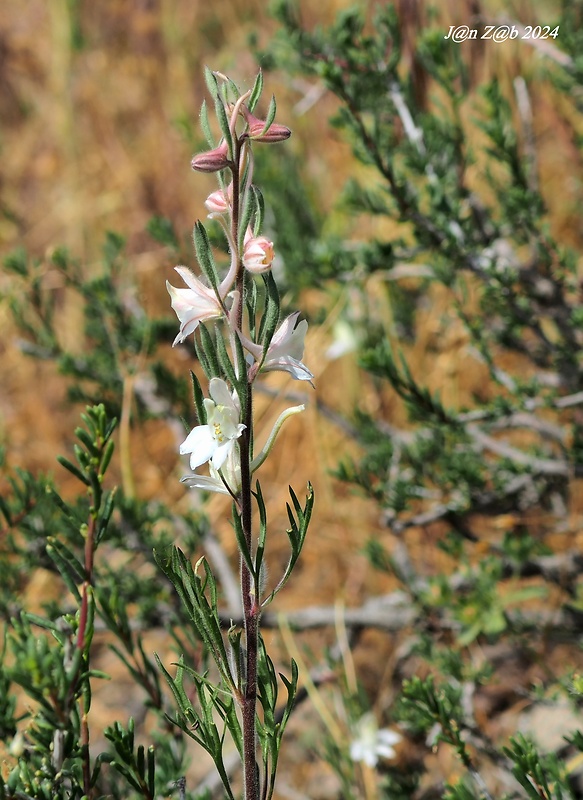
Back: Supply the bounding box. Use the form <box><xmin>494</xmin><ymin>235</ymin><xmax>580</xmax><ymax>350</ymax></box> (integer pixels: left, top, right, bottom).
<box><xmin>513</xmin><ymin>76</ymin><xmax>538</xmax><ymax>194</ymax></box>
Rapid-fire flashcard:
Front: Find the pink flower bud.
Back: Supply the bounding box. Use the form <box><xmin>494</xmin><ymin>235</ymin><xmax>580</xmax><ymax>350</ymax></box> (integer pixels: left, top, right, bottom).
<box><xmin>241</xmin><ymin>107</ymin><xmax>291</xmax><ymax>143</ymax></box>
<box><xmin>191</xmin><ymin>140</ymin><xmax>230</xmax><ymax>173</ymax></box>
<box><xmin>204</xmin><ymin>183</ymin><xmax>232</xmax><ymax>216</ymax></box>
<box><xmin>243</xmin><ymin>232</ymin><xmax>275</xmax><ymax>274</ymax></box>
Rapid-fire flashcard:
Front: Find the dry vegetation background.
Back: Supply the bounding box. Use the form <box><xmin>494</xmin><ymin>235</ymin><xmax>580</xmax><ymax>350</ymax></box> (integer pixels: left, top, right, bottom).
<box><xmin>1</xmin><ymin>0</ymin><xmax>581</xmax><ymax>796</ymax></box>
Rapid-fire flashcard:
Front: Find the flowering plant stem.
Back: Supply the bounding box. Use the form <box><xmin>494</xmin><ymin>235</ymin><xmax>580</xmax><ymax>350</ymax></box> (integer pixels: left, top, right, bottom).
<box><xmin>163</xmin><ymin>70</ymin><xmax>313</xmax><ymax>800</ymax></box>
<box><xmin>240</xmin><ymin>406</ymin><xmax>259</xmax><ymax>800</ymax></box>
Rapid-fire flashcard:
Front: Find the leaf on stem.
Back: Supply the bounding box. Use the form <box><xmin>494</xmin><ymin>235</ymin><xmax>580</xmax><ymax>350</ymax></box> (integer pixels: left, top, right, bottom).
<box><xmin>262</xmin><ymin>483</ymin><xmax>314</xmax><ymax>606</ymax></box>
<box><xmin>248</xmin><ymin>71</ymin><xmax>264</xmax><ymax>113</ymax></box>
<box><xmin>258</xmin><ymin>272</ymin><xmax>281</xmax><ymax>356</ymax></box>
<box><xmin>193</xmin><ymin>221</ymin><xmax>221</xmax><ymax>291</ymax></box>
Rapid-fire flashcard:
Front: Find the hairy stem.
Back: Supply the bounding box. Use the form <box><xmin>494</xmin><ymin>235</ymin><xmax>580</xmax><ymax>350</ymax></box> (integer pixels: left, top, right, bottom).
<box><xmin>231</xmin><ymin>136</ymin><xmax>259</xmax><ymax>800</ymax></box>
<box><xmin>240</xmin><ymin>386</ymin><xmax>259</xmax><ymax>800</ymax></box>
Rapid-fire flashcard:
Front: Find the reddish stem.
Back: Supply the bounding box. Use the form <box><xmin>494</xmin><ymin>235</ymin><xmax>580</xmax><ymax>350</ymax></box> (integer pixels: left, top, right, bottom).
<box><xmin>231</xmin><ymin>134</ymin><xmax>259</xmax><ymax>800</ymax></box>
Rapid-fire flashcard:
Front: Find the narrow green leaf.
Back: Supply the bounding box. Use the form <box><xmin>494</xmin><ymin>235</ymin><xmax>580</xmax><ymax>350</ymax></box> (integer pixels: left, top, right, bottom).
<box><xmin>22</xmin><ymin>613</ymin><xmax>60</xmax><ymax>633</ymax></box>
<box><xmin>99</xmin><ymin>439</ymin><xmax>115</xmax><ymax>477</ymax></box>
<box><xmin>214</xmin><ymin>326</ymin><xmax>238</xmax><ymax>389</ymax></box>
<box><xmin>0</xmin><ymin>496</ymin><xmax>13</xmax><ymax>525</ymax></box>
<box><xmin>258</xmin><ymin>272</ymin><xmax>280</xmax><ymax>352</ymax></box>
<box><xmin>96</xmin><ymin>488</ymin><xmax>116</xmax><ymax>544</ymax></box>
<box><xmin>198</xmin><ymin>323</ymin><xmax>222</xmax><ymax>378</ymax></box>
<box><xmin>137</xmin><ymin>744</ymin><xmax>145</xmax><ymax>779</ymax></box>
<box><xmin>200</xmin><ymin>99</ymin><xmax>214</xmax><ymax>147</ymax></box>
<box><xmin>245</xmin><ymin>272</ymin><xmax>258</xmax><ymax>338</ymax></box>
<box><xmin>190</xmin><ymin>369</ymin><xmax>207</xmax><ymax>424</ymax></box>
<box><xmin>262</xmin><ymin>483</ymin><xmax>313</xmax><ymax>606</ymax></box>
<box><xmin>261</xmin><ymin>95</ymin><xmax>277</xmax><ymax>136</ymax></box>
<box><xmin>46</xmin><ymin>540</ymin><xmax>83</xmax><ymax>601</ymax></box>
<box><xmin>75</xmin><ymin>426</ymin><xmax>97</xmax><ymax>455</ymax></box>
<box><xmin>254</xmin><ymin>481</ymin><xmax>268</xmax><ymax>585</ymax></box>
<box><xmin>56</xmin><ymin>455</ymin><xmax>90</xmax><ymax>486</ymax></box>
<box><xmin>238</xmin><ymin>185</ymin><xmax>258</xmax><ymax>250</ymax></box>
<box><xmin>214</xmin><ymin>94</ymin><xmax>233</xmax><ymax>158</ymax></box>
<box><xmin>252</xmin><ymin>185</ymin><xmax>265</xmax><ymax>236</ymax></box>
<box><xmin>147</xmin><ymin>746</ymin><xmax>156</xmax><ymax>796</ymax></box>
<box><xmin>248</xmin><ymin>71</ymin><xmax>264</xmax><ymax>112</ymax></box>
<box><xmin>193</xmin><ymin>221</ymin><xmax>220</xmax><ymax>290</ymax></box>
<box><xmin>204</xmin><ymin>66</ymin><xmax>219</xmax><ymax>101</ymax></box>
<box><xmin>194</xmin><ymin>329</ymin><xmax>214</xmax><ymax>380</ymax></box>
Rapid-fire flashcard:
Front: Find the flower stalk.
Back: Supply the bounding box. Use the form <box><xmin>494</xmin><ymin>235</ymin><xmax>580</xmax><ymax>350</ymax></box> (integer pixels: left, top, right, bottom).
<box><xmin>164</xmin><ymin>70</ymin><xmax>313</xmax><ymax>800</ymax></box>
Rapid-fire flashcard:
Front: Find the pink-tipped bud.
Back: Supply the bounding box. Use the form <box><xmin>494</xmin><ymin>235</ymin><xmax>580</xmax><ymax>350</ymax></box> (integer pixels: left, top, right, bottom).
<box><xmin>241</xmin><ymin>107</ymin><xmax>291</xmax><ymax>143</ymax></box>
<box><xmin>204</xmin><ymin>185</ymin><xmax>231</xmax><ymax>216</ymax></box>
<box><xmin>243</xmin><ymin>231</ymin><xmax>275</xmax><ymax>274</ymax></box>
<box><xmin>191</xmin><ymin>140</ymin><xmax>230</xmax><ymax>173</ymax></box>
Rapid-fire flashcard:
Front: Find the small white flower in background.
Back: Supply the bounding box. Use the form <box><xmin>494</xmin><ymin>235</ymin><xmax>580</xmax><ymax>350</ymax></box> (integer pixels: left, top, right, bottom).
<box><xmin>241</xmin><ymin>312</ymin><xmax>314</xmax><ymax>384</ymax></box>
<box><xmin>349</xmin><ymin>713</ymin><xmax>401</xmax><ymax>768</ymax></box>
<box><xmin>167</xmin><ymin>266</ymin><xmax>224</xmax><ymax>345</ymax></box>
<box><xmin>180</xmin><ymin>378</ymin><xmax>245</xmax><ymax>471</ymax></box>
<box><xmin>325</xmin><ymin>319</ymin><xmax>359</xmax><ymax>361</ymax></box>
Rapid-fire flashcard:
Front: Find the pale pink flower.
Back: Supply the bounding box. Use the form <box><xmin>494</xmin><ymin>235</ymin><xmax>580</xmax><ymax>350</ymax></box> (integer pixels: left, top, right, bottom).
<box><xmin>166</xmin><ymin>266</ymin><xmax>223</xmax><ymax>345</ymax></box>
<box><xmin>242</xmin><ymin>229</ymin><xmax>275</xmax><ymax>274</ymax></box>
<box><xmin>204</xmin><ymin>183</ymin><xmax>232</xmax><ymax>217</ymax></box>
<box><xmin>242</xmin><ymin>312</ymin><xmax>314</xmax><ymax>383</ymax></box>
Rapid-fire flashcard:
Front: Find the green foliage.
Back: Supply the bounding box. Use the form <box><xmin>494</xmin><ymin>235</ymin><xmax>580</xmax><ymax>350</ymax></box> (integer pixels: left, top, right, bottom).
<box><xmin>263</xmin><ymin>1</ymin><xmax>583</xmax><ymax>797</ymax></box>
<box><xmin>2</xmin><ymin>238</ymin><xmax>189</xmax><ymax>421</ymax></box>
<box><xmin>0</xmin><ymin>397</ymin><xmax>208</xmax><ymax>798</ymax></box>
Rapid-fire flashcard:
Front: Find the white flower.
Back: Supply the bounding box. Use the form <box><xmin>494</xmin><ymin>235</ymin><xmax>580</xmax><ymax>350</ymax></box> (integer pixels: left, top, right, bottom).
<box><xmin>167</xmin><ymin>266</ymin><xmax>224</xmax><ymax>346</ymax></box>
<box><xmin>181</xmin><ymin>446</ymin><xmax>242</xmax><ymax>495</ymax></box>
<box><xmin>182</xmin><ymin>404</ymin><xmax>305</xmax><ymax>495</ymax></box>
<box><xmin>242</xmin><ymin>312</ymin><xmax>314</xmax><ymax>383</ymax></box>
<box><xmin>325</xmin><ymin>319</ymin><xmax>359</xmax><ymax>360</ymax></box>
<box><xmin>179</xmin><ymin>378</ymin><xmax>245</xmax><ymax>471</ymax></box>
<box><xmin>349</xmin><ymin>713</ymin><xmax>401</xmax><ymax>768</ymax></box>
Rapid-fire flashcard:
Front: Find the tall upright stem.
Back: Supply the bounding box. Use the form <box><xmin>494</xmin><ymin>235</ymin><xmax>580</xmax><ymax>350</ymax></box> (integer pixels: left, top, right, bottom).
<box><xmin>240</xmin><ymin>390</ymin><xmax>259</xmax><ymax>800</ymax></box>
<box><xmin>231</xmin><ymin>138</ymin><xmax>259</xmax><ymax>800</ymax></box>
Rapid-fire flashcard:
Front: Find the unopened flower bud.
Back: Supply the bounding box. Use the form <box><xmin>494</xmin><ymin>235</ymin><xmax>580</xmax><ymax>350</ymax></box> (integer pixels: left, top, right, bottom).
<box><xmin>243</xmin><ymin>232</ymin><xmax>275</xmax><ymax>274</ymax></box>
<box><xmin>204</xmin><ymin>183</ymin><xmax>232</xmax><ymax>216</ymax></box>
<box><xmin>191</xmin><ymin>140</ymin><xmax>230</xmax><ymax>173</ymax></box>
<box><xmin>241</xmin><ymin>107</ymin><xmax>291</xmax><ymax>143</ymax></box>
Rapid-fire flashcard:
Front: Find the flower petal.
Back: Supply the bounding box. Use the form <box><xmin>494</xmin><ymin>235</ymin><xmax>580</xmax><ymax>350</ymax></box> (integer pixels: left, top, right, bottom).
<box><xmin>211</xmin><ymin>439</ymin><xmax>234</xmax><ymax>470</ymax></box>
<box><xmin>180</xmin><ymin>426</ymin><xmax>216</xmax><ymax>469</ymax></box>
<box><xmin>181</xmin><ymin>474</ymin><xmax>230</xmax><ymax>494</ymax></box>
<box><xmin>209</xmin><ymin>377</ymin><xmax>235</xmax><ymax>410</ymax></box>
<box><xmin>264</xmin><ymin>356</ymin><xmax>314</xmax><ymax>382</ymax></box>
